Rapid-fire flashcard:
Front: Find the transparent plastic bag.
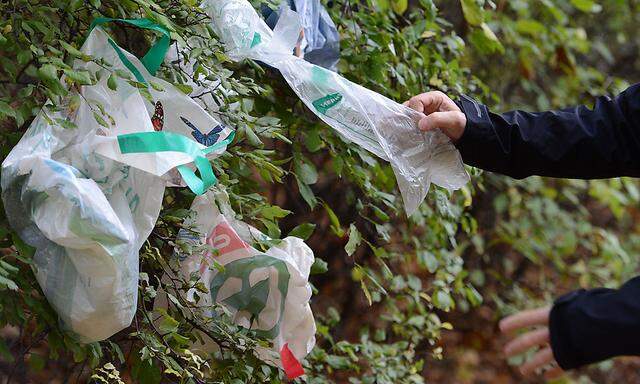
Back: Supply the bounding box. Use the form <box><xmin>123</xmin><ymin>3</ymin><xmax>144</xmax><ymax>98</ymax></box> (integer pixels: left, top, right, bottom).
<box><xmin>203</xmin><ymin>0</ymin><xmax>469</xmax><ymax>215</ymax></box>
<box><xmin>1</xmin><ymin>18</ymin><xmax>233</xmax><ymax>342</ymax></box>
<box><xmin>174</xmin><ymin>189</ymin><xmax>315</xmax><ymax>378</ymax></box>
<box><xmin>261</xmin><ymin>0</ymin><xmax>340</xmax><ymax>70</ymax></box>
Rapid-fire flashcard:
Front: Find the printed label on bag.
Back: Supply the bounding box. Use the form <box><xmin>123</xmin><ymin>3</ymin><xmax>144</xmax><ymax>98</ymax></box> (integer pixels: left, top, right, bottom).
<box><xmin>210</xmin><ymin>254</ymin><xmax>289</xmax><ymax>338</ymax></box>
<box><xmin>312</xmin><ymin>92</ymin><xmax>342</xmax><ymax>114</ymax></box>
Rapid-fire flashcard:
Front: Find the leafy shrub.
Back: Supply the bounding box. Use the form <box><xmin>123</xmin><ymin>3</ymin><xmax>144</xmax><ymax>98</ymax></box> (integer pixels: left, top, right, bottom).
<box><xmin>0</xmin><ymin>0</ymin><xmax>638</xmax><ymax>383</ymax></box>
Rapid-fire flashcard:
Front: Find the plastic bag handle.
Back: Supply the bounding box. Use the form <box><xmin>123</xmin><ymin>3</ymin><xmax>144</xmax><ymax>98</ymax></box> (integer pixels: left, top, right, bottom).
<box><xmin>88</xmin><ymin>17</ymin><xmax>171</xmax><ymax>76</ymax></box>
<box><xmin>117</xmin><ymin>131</ymin><xmax>235</xmax><ymax>195</ymax></box>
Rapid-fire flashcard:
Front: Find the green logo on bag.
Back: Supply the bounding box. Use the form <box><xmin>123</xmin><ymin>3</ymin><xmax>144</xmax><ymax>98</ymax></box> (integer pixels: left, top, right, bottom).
<box><xmin>210</xmin><ymin>255</ymin><xmax>289</xmax><ymax>339</ymax></box>
<box><xmin>250</xmin><ymin>32</ymin><xmax>262</xmax><ymax>48</ymax></box>
<box><xmin>312</xmin><ymin>92</ymin><xmax>343</xmax><ymax>114</ymax></box>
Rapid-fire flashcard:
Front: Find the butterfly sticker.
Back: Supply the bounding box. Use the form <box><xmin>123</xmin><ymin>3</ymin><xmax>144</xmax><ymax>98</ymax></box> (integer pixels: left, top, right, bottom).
<box><xmin>151</xmin><ymin>101</ymin><xmax>164</xmax><ymax>131</ymax></box>
<box><xmin>180</xmin><ymin>116</ymin><xmax>224</xmax><ymax>147</ymax></box>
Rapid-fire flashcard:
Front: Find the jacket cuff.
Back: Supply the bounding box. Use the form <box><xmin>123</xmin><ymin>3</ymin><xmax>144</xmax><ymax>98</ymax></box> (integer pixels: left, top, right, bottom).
<box><xmin>453</xmin><ymin>94</ymin><xmax>495</xmax><ymax>154</ymax></box>
<box><xmin>549</xmin><ymin>290</ymin><xmax>586</xmax><ymax>370</ymax></box>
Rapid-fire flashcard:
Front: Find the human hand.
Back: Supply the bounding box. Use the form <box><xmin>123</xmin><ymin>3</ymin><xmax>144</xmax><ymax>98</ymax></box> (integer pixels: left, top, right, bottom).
<box><xmin>403</xmin><ymin>91</ymin><xmax>466</xmax><ymax>141</ymax></box>
<box><xmin>500</xmin><ymin>306</ymin><xmax>565</xmax><ymax>381</ymax></box>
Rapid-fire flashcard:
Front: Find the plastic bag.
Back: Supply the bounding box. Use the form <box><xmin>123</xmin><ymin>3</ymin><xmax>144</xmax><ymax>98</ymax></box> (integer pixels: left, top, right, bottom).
<box><xmin>203</xmin><ymin>0</ymin><xmax>469</xmax><ymax>215</ymax></box>
<box><xmin>1</xmin><ymin>18</ymin><xmax>233</xmax><ymax>342</ymax></box>
<box><xmin>174</xmin><ymin>189</ymin><xmax>315</xmax><ymax>379</ymax></box>
<box><xmin>261</xmin><ymin>0</ymin><xmax>340</xmax><ymax>70</ymax></box>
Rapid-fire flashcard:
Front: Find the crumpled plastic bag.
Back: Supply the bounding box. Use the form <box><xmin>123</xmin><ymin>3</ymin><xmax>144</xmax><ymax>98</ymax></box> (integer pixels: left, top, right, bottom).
<box><xmin>262</xmin><ymin>0</ymin><xmax>340</xmax><ymax>70</ymax></box>
<box><xmin>1</xmin><ymin>18</ymin><xmax>233</xmax><ymax>342</ymax></box>
<box><xmin>202</xmin><ymin>0</ymin><xmax>469</xmax><ymax>215</ymax></box>
<box><xmin>174</xmin><ymin>189</ymin><xmax>315</xmax><ymax>379</ymax></box>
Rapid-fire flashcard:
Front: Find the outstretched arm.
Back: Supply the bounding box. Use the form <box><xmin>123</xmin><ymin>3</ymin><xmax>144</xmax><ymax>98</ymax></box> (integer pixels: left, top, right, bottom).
<box><xmin>406</xmin><ymin>84</ymin><xmax>640</xmax><ymax>179</ymax></box>
<box><xmin>549</xmin><ymin>276</ymin><xmax>640</xmax><ymax>369</ymax></box>
<box><xmin>500</xmin><ymin>276</ymin><xmax>640</xmax><ymax>379</ymax></box>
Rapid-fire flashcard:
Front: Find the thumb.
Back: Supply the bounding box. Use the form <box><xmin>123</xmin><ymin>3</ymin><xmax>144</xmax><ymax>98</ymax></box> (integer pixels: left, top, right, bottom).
<box><xmin>418</xmin><ymin>111</ymin><xmax>466</xmax><ymax>141</ymax></box>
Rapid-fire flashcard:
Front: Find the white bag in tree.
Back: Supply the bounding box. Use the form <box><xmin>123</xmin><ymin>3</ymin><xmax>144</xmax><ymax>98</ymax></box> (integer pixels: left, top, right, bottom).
<box><xmin>175</xmin><ymin>189</ymin><xmax>315</xmax><ymax>379</ymax></box>
<box><xmin>202</xmin><ymin>0</ymin><xmax>469</xmax><ymax>215</ymax></box>
<box><xmin>1</xmin><ymin>18</ymin><xmax>233</xmax><ymax>342</ymax></box>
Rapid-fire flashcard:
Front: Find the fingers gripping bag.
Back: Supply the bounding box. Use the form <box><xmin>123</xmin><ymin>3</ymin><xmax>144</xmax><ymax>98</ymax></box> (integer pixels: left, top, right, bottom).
<box><xmin>1</xmin><ymin>18</ymin><xmax>233</xmax><ymax>342</ymax></box>
<box><xmin>173</xmin><ymin>189</ymin><xmax>315</xmax><ymax>379</ymax></box>
<box><xmin>202</xmin><ymin>0</ymin><xmax>469</xmax><ymax>215</ymax></box>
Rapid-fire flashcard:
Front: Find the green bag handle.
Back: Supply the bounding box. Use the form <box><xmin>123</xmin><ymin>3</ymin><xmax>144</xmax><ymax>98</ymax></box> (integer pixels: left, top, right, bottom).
<box><xmin>117</xmin><ymin>131</ymin><xmax>235</xmax><ymax>195</ymax></box>
<box><xmin>88</xmin><ymin>17</ymin><xmax>171</xmax><ymax>80</ymax></box>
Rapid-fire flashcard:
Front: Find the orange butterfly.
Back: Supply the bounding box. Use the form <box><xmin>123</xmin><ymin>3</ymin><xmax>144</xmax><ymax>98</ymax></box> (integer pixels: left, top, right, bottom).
<box><xmin>151</xmin><ymin>101</ymin><xmax>164</xmax><ymax>131</ymax></box>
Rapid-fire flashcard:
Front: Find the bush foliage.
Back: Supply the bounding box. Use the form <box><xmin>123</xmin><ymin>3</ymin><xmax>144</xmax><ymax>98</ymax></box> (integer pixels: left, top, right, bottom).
<box><xmin>0</xmin><ymin>0</ymin><xmax>638</xmax><ymax>383</ymax></box>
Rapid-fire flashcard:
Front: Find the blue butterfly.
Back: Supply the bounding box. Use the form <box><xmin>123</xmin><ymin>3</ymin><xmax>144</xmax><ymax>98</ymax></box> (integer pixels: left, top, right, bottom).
<box><xmin>180</xmin><ymin>116</ymin><xmax>224</xmax><ymax>147</ymax></box>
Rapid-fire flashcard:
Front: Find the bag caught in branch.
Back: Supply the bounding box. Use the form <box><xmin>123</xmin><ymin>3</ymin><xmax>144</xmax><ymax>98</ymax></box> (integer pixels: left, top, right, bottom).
<box><xmin>202</xmin><ymin>0</ymin><xmax>469</xmax><ymax>215</ymax></box>
<box><xmin>174</xmin><ymin>189</ymin><xmax>315</xmax><ymax>379</ymax></box>
<box><xmin>1</xmin><ymin>18</ymin><xmax>233</xmax><ymax>342</ymax></box>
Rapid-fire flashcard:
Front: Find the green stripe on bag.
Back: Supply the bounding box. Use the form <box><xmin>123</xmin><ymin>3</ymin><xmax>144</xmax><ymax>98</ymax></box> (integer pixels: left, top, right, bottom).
<box><xmin>117</xmin><ymin>131</ymin><xmax>234</xmax><ymax>195</ymax></box>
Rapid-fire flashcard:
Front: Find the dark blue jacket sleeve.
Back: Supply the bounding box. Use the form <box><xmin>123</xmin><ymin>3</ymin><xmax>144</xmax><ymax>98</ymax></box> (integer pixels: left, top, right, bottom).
<box><xmin>549</xmin><ymin>276</ymin><xmax>640</xmax><ymax>370</ymax></box>
<box><xmin>455</xmin><ymin>83</ymin><xmax>640</xmax><ymax>179</ymax></box>
<box><xmin>454</xmin><ymin>84</ymin><xmax>640</xmax><ymax>369</ymax></box>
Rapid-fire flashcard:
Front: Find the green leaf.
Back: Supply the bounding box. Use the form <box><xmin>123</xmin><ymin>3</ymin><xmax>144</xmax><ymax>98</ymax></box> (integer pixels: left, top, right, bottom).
<box><xmin>375</xmin><ymin>0</ymin><xmax>390</xmax><ymax>12</ymax></box>
<box><xmin>433</xmin><ymin>290</ymin><xmax>453</xmax><ymax>311</ymax></box>
<box><xmin>63</xmin><ymin>69</ymin><xmax>92</xmax><ymax>85</ymax></box>
<box><xmin>460</xmin><ymin>0</ymin><xmax>483</xmax><ymax>26</ymax></box>
<box><xmin>0</xmin><ymin>260</ymin><xmax>18</xmax><ymax>274</ymax></box>
<box><xmin>304</xmin><ymin>129</ymin><xmax>323</xmax><ymax>152</ymax></box>
<box><xmin>515</xmin><ymin>19</ymin><xmax>546</xmax><ymax>36</ymax></box>
<box><xmin>149</xmin><ymin>81</ymin><xmax>165</xmax><ymax>92</ymax></box>
<box><xmin>296</xmin><ymin>176</ymin><xmax>318</xmax><ymax>209</ymax></box>
<box><xmin>326</xmin><ymin>355</ymin><xmax>352</xmax><ymax>369</ymax></box>
<box><xmin>310</xmin><ymin>258</ymin><xmax>328</xmax><ymax>275</ymax></box>
<box><xmin>38</xmin><ymin>64</ymin><xmax>58</xmax><ymax>81</ymax></box>
<box><xmin>481</xmin><ymin>23</ymin><xmax>501</xmax><ymax>45</ymax></box>
<box><xmin>12</xmin><ymin>234</ymin><xmax>34</xmax><ymax>259</ymax></box>
<box><xmin>417</xmin><ymin>250</ymin><xmax>438</xmax><ymax>273</ymax></box>
<box><xmin>570</xmin><ymin>0</ymin><xmax>602</xmax><ymax>12</ymax></box>
<box><xmin>469</xmin><ymin>24</ymin><xmax>504</xmax><ymax>54</ymax></box>
<box><xmin>38</xmin><ymin>64</ymin><xmax>66</xmax><ymax>95</ymax></box>
<box><xmin>0</xmin><ymin>100</ymin><xmax>16</xmax><ymax>119</ymax></box>
<box><xmin>256</xmin><ymin>116</ymin><xmax>279</xmax><ymax>126</ymax></box>
<box><xmin>17</xmin><ymin>50</ymin><xmax>32</xmax><ymax>66</ymax></box>
<box><xmin>93</xmin><ymin>112</ymin><xmax>109</xmax><ymax>128</ymax></box>
<box><xmin>465</xmin><ymin>285</ymin><xmax>483</xmax><ymax>306</ymax></box>
<box><xmin>258</xmin><ymin>217</ymin><xmax>282</xmax><ymax>238</ymax></box>
<box><xmin>132</xmin><ymin>359</ymin><xmax>161</xmax><ymax>384</ymax></box>
<box><xmin>243</xmin><ymin>125</ymin><xmax>263</xmax><ymax>147</ymax></box>
<box><xmin>294</xmin><ymin>156</ymin><xmax>318</xmax><ymax>184</ymax></box>
<box><xmin>55</xmin><ymin>118</ymin><xmax>77</xmax><ymax>130</ymax></box>
<box><xmin>324</xmin><ymin>204</ymin><xmax>344</xmax><ymax>237</ymax></box>
<box><xmin>158</xmin><ymin>313</ymin><xmax>179</xmax><ymax>334</ymax></box>
<box><xmin>108</xmin><ymin>341</ymin><xmax>125</xmax><ymax>364</ymax></box>
<box><xmin>0</xmin><ymin>275</ymin><xmax>17</xmax><ymax>291</ymax></box>
<box><xmin>107</xmin><ymin>73</ymin><xmax>118</xmax><ymax>91</ymax></box>
<box><xmin>173</xmin><ymin>83</ymin><xmax>192</xmax><ymax>95</ymax></box>
<box><xmin>288</xmin><ymin>223</ymin><xmax>316</xmax><ymax>240</ymax></box>
<box><xmin>260</xmin><ymin>205</ymin><xmax>291</xmax><ymax>220</ymax></box>
<box><xmin>391</xmin><ymin>0</ymin><xmax>408</xmax><ymax>14</ymax></box>
<box><xmin>360</xmin><ymin>279</ymin><xmax>373</xmax><ymax>305</ymax></box>
<box><xmin>345</xmin><ymin>224</ymin><xmax>362</xmax><ymax>256</ymax></box>
<box><xmin>59</xmin><ymin>40</ymin><xmax>85</xmax><ymax>58</ymax></box>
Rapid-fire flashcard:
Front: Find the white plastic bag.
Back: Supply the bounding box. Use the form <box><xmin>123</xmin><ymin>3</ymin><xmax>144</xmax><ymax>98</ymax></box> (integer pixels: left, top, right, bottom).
<box><xmin>202</xmin><ymin>0</ymin><xmax>469</xmax><ymax>215</ymax></box>
<box><xmin>1</xmin><ymin>18</ymin><xmax>233</xmax><ymax>342</ymax></box>
<box><xmin>174</xmin><ymin>189</ymin><xmax>315</xmax><ymax>378</ymax></box>
<box><xmin>262</xmin><ymin>0</ymin><xmax>341</xmax><ymax>70</ymax></box>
